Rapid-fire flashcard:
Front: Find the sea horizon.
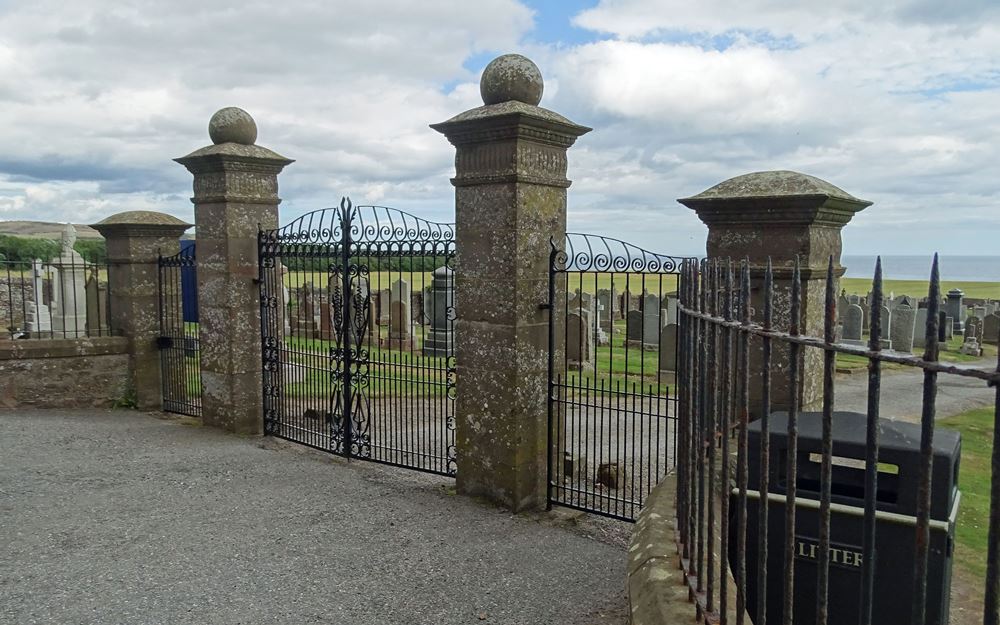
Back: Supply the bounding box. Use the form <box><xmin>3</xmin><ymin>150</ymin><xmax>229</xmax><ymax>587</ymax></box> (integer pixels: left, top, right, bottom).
<box><xmin>842</xmin><ymin>255</ymin><xmax>1000</xmax><ymax>282</ymax></box>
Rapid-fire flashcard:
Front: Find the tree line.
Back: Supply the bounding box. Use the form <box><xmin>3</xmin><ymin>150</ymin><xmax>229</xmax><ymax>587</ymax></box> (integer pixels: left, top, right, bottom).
<box><xmin>0</xmin><ymin>235</ymin><xmax>107</xmax><ymax>266</ymax></box>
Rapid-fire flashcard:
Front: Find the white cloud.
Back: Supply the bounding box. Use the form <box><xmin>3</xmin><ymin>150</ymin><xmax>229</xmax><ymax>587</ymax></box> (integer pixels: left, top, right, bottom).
<box><xmin>0</xmin><ymin>0</ymin><xmax>998</xmax><ymax>256</ymax></box>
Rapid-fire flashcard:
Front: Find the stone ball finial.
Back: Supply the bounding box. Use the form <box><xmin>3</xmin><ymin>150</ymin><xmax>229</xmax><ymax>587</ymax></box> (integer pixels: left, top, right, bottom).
<box><xmin>480</xmin><ymin>54</ymin><xmax>544</xmax><ymax>106</ymax></box>
<box><xmin>208</xmin><ymin>107</ymin><xmax>258</xmax><ymax>145</ymax></box>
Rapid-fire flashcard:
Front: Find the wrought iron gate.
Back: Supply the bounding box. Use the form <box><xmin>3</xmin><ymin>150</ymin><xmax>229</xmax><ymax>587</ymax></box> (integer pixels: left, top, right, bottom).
<box><xmin>547</xmin><ymin>233</ymin><xmax>690</xmax><ymax>520</ymax></box>
<box><xmin>157</xmin><ymin>245</ymin><xmax>202</xmax><ymax>416</ymax></box>
<box><xmin>258</xmin><ymin>198</ymin><xmax>457</xmax><ymax>476</ymax></box>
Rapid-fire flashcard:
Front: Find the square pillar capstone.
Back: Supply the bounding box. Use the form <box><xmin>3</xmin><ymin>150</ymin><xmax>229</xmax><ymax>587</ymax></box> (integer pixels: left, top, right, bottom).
<box><xmin>92</xmin><ymin>212</ymin><xmax>192</xmax><ymax>410</ymax></box>
<box><xmin>432</xmin><ymin>54</ymin><xmax>591</xmax><ymax>512</ymax></box>
<box><xmin>175</xmin><ymin>107</ymin><xmax>293</xmax><ymax>434</ymax></box>
<box><xmin>678</xmin><ymin>171</ymin><xmax>872</xmax><ymax>414</ymax></box>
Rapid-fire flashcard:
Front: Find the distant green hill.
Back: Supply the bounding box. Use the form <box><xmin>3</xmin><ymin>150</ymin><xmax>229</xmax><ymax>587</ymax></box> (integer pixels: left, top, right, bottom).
<box><xmin>0</xmin><ymin>220</ymin><xmax>103</xmax><ymax>240</ymax></box>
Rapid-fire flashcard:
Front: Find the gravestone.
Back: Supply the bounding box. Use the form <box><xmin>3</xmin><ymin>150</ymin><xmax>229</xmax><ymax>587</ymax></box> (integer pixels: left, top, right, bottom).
<box><xmin>84</xmin><ymin>269</ymin><xmax>109</xmax><ymax>335</ymax></box>
<box><xmin>876</xmin><ymin>305</ymin><xmax>892</xmax><ymax>349</ymax></box>
<box><xmin>984</xmin><ymin>313</ymin><xmax>1000</xmax><ymax>346</ymax></box>
<box><xmin>377</xmin><ymin>288</ymin><xmax>391</xmax><ymax>325</ymax></box>
<box><xmin>640</xmin><ymin>293</ymin><xmax>663</xmax><ymax>349</ymax></box>
<box><xmin>25</xmin><ymin>259</ymin><xmax>51</xmax><ymax>336</ymax></box>
<box><xmin>422</xmin><ymin>266</ymin><xmax>454</xmax><ymax>357</ymax></box>
<box><xmin>658</xmin><ymin>324</ymin><xmax>678</xmax><ymax>372</ymax></box>
<box><xmin>381</xmin><ymin>298</ymin><xmax>414</xmax><ymax>351</ymax></box>
<box><xmin>625</xmin><ymin>310</ymin><xmax>644</xmax><ymax>345</ymax></box>
<box><xmin>945</xmin><ymin>316</ymin><xmax>954</xmax><ymax>340</ymax></box>
<box><xmin>295</xmin><ymin>284</ymin><xmax>317</xmax><ymax>336</ymax></box>
<box><xmin>281</xmin><ymin>265</ymin><xmax>291</xmax><ymax>336</ymax></box>
<box><xmin>946</xmin><ymin>289</ymin><xmax>965</xmax><ymax>334</ymax></box>
<box><xmin>318</xmin><ymin>302</ymin><xmax>334</xmax><ymax>341</ymax></box>
<box><xmin>966</xmin><ymin>315</ymin><xmax>984</xmax><ymax>345</ymax></box>
<box><xmin>49</xmin><ymin>225</ymin><xmax>88</xmax><ymax>337</ymax></box>
<box><xmin>913</xmin><ymin>308</ymin><xmax>929</xmax><ymax>349</ymax></box>
<box><xmin>596</xmin><ymin>289</ymin><xmax>616</xmax><ymax>333</ymax></box>
<box><xmin>975</xmin><ymin>306</ymin><xmax>988</xmax><ymax>320</ymax></box>
<box><xmin>842</xmin><ymin>304</ymin><xmax>864</xmax><ymax>346</ymax></box>
<box><xmin>837</xmin><ymin>293</ymin><xmax>850</xmax><ymax>322</ymax></box>
<box><xmin>566</xmin><ymin>311</ymin><xmax>593</xmax><ymax>369</ymax></box>
<box><xmin>890</xmin><ymin>304</ymin><xmax>917</xmax><ymax>353</ymax></box>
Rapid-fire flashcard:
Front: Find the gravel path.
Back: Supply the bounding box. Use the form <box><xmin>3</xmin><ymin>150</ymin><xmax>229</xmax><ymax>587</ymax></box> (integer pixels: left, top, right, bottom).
<box><xmin>0</xmin><ymin>409</ymin><xmax>629</xmax><ymax>625</ymax></box>
<box><xmin>835</xmin><ymin>358</ymin><xmax>997</xmax><ymax>422</ymax></box>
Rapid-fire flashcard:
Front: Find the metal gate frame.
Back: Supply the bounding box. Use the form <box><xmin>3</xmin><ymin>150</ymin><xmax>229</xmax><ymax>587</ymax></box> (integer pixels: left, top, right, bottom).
<box><xmin>157</xmin><ymin>245</ymin><xmax>202</xmax><ymax>416</ymax></box>
<box><xmin>547</xmin><ymin>232</ymin><xmax>692</xmax><ymax>520</ymax></box>
<box><xmin>258</xmin><ymin>198</ymin><xmax>457</xmax><ymax>476</ymax></box>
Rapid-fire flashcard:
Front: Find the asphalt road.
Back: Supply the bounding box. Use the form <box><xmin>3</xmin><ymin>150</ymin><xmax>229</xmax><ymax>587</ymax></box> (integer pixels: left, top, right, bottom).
<box><xmin>0</xmin><ymin>409</ymin><xmax>628</xmax><ymax>625</ymax></box>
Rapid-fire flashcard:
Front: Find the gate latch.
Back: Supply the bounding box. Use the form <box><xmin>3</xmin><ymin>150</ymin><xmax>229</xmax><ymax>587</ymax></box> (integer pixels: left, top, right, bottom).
<box><xmin>156</xmin><ymin>336</ymin><xmax>174</xmax><ymax>350</ymax></box>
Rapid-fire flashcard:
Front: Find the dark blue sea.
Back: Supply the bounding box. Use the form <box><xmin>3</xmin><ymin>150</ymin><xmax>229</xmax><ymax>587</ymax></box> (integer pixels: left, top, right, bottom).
<box><xmin>842</xmin><ymin>256</ymin><xmax>1000</xmax><ymax>282</ymax></box>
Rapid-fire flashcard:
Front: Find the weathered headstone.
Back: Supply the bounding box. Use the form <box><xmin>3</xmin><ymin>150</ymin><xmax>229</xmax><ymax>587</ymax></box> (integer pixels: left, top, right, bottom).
<box><xmin>422</xmin><ymin>266</ymin><xmax>454</xmax><ymax>357</ymax></box>
<box><xmin>913</xmin><ymin>308</ymin><xmax>929</xmax><ymax>349</ymax></box>
<box><xmin>295</xmin><ymin>284</ymin><xmax>317</xmax><ymax>336</ymax></box>
<box><xmin>377</xmin><ymin>288</ymin><xmax>391</xmax><ymax>325</ymax></box>
<box><xmin>890</xmin><ymin>304</ymin><xmax>917</xmax><ymax>353</ymax></box>
<box><xmin>946</xmin><ymin>289</ymin><xmax>965</xmax><ymax>334</ymax></box>
<box><xmin>984</xmin><ymin>313</ymin><xmax>1000</xmax><ymax>346</ymax></box>
<box><xmin>876</xmin><ymin>305</ymin><xmax>892</xmax><ymax>349</ymax></box>
<box><xmin>25</xmin><ymin>259</ymin><xmax>51</xmax><ymax>336</ymax></box>
<box><xmin>625</xmin><ymin>310</ymin><xmax>644</xmax><ymax>345</ymax></box>
<box><xmin>658</xmin><ymin>324</ymin><xmax>678</xmax><ymax>372</ymax></box>
<box><xmin>966</xmin><ymin>315</ymin><xmax>984</xmax><ymax>346</ymax></box>
<box><xmin>640</xmin><ymin>293</ymin><xmax>662</xmax><ymax>349</ymax></box>
<box><xmin>596</xmin><ymin>289</ymin><xmax>616</xmax><ymax>333</ymax></box>
<box><xmin>566</xmin><ymin>311</ymin><xmax>593</xmax><ymax>369</ymax></box>
<box><xmin>84</xmin><ymin>268</ymin><xmax>109</xmax><ymax>336</ymax></box>
<box><xmin>842</xmin><ymin>304</ymin><xmax>864</xmax><ymax>346</ymax></box>
<box><xmin>383</xmin><ymin>298</ymin><xmax>415</xmax><ymax>351</ymax></box>
<box><xmin>318</xmin><ymin>302</ymin><xmax>334</xmax><ymax>341</ymax></box>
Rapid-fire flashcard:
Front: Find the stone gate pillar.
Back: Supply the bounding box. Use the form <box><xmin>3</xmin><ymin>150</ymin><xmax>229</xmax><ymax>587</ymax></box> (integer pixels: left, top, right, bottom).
<box><xmin>92</xmin><ymin>211</ymin><xmax>192</xmax><ymax>410</ymax></box>
<box><xmin>175</xmin><ymin>107</ymin><xmax>293</xmax><ymax>434</ymax></box>
<box><xmin>678</xmin><ymin>171</ymin><xmax>872</xmax><ymax>414</ymax></box>
<box><xmin>432</xmin><ymin>54</ymin><xmax>591</xmax><ymax>511</ymax></box>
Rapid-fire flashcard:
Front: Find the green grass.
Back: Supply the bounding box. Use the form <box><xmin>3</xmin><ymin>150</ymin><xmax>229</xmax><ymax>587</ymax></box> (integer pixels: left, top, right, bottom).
<box><xmin>939</xmin><ymin>407</ymin><xmax>997</xmax><ymax>579</ymax></box>
<box><xmin>841</xmin><ymin>278</ymin><xmax>1000</xmax><ymax>300</ymax></box>
<box><xmin>283</xmin><ymin>270</ymin><xmax>679</xmax><ymax>296</ymax></box>
<box><xmin>836</xmin><ymin>337</ymin><xmax>997</xmax><ymax>371</ymax></box>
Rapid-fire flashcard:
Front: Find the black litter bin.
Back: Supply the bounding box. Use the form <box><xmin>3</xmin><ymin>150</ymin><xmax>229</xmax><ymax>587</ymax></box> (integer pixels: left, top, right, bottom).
<box><xmin>729</xmin><ymin>411</ymin><xmax>960</xmax><ymax>625</ymax></box>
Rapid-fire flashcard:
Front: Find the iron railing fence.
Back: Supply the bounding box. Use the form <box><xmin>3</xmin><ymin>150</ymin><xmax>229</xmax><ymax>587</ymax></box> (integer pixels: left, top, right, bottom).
<box><xmin>259</xmin><ymin>198</ymin><xmax>457</xmax><ymax>476</ymax></box>
<box><xmin>157</xmin><ymin>246</ymin><xmax>202</xmax><ymax>417</ymax></box>
<box><xmin>676</xmin><ymin>256</ymin><xmax>1000</xmax><ymax>625</ymax></box>
<box><xmin>547</xmin><ymin>233</ymin><xmax>692</xmax><ymax>521</ymax></box>
<box><xmin>0</xmin><ymin>256</ymin><xmax>114</xmax><ymax>340</ymax></box>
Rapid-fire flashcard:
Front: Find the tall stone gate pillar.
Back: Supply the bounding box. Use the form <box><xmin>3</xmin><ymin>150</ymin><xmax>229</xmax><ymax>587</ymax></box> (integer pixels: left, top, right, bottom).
<box><xmin>93</xmin><ymin>212</ymin><xmax>192</xmax><ymax>410</ymax></box>
<box><xmin>176</xmin><ymin>107</ymin><xmax>293</xmax><ymax>434</ymax></box>
<box><xmin>432</xmin><ymin>54</ymin><xmax>591</xmax><ymax>511</ymax></box>
<box><xmin>679</xmin><ymin>171</ymin><xmax>871</xmax><ymax>413</ymax></box>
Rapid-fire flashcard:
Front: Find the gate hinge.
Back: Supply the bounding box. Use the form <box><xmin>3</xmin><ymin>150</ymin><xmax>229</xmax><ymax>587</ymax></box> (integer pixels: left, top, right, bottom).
<box><xmin>156</xmin><ymin>336</ymin><xmax>173</xmax><ymax>349</ymax></box>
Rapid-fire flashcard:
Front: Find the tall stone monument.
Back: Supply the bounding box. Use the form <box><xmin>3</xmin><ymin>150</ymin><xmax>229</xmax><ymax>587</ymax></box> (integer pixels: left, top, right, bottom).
<box><xmin>49</xmin><ymin>224</ymin><xmax>88</xmax><ymax>338</ymax></box>
<box><xmin>25</xmin><ymin>259</ymin><xmax>51</xmax><ymax>336</ymax></box>
<box><xmin>679</xmin><ymin>171</ymin><xmax>872</xmax><ymax>414</ymax></box>
<box><xmin>175</xmin><ymin>107</ymin><xmax>293</xmax><ymax>434</ymax></box>
<box><xmin>432</xmin><ymin>54</ymin><xmax>590</xmax><ymax>511</ymax></box>
<box><xmin>421</xmin><ymin>266</ymin><xmax>454</xmax><ymax>357</ymax></box>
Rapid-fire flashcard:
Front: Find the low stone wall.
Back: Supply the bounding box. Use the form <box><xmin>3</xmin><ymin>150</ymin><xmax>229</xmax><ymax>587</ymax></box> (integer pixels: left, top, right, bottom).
<box><xmin>627</xmin><ymin>475</ymin><xmax>694</xmax><ymax>624</ymax></box>
<box><xmin>0</xmin><ymin>337</ymin><xmax>130</xmax><ymax>409</ymax></box>
<box><xmin>627</xmin><ymin>473</ymin><xmax>745</xmax><ymax>625</ymax></box>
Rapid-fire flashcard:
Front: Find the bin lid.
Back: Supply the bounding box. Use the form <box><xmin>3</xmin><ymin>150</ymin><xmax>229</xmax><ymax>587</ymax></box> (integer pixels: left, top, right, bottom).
<box><xmin>755</xmin><ymin>412</ymin><xmax>961</xmax><ymax>520</ymax></box>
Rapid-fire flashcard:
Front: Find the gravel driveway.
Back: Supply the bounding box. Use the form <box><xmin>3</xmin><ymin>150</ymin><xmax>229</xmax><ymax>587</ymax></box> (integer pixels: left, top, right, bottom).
<box><xmin>0</xmin><ymin>409</ymin><xmax>628</xmax><ymax>625</ymax></box>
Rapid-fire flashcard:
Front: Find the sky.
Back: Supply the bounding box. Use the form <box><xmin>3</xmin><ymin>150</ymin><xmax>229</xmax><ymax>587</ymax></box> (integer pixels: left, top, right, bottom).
<box><xmin>0</xmin><ymin>0</ymin><xmax>998</xmax><ymax>256</ymax></box>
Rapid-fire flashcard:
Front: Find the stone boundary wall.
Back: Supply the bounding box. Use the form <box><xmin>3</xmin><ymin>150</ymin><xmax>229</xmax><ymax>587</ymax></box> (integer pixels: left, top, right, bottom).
<box><xmin>0</xmin><ymin>337</ymin><xmax>130</xmax><ymax>409</ymax></box>
<box><xmin>627</xmin><ymin>474</ymin><xmax>745</xmax><ymax>625</ymax></box>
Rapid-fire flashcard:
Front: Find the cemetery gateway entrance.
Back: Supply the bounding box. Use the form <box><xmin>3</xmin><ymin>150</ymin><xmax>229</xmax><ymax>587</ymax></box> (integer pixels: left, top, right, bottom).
<box><xmin>547</xmin><ymin>233</ymin><xmax>689</xmax><ymax>521</ymax></box>
<box><xmin>257</xmin><ymin>199</ymin><xmax>457</xmax><ymax>476</ymax></box>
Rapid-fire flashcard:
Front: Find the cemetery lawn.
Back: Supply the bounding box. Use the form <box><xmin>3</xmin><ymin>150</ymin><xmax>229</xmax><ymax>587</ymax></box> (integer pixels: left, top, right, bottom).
<box><xmin>841</xmin><ymin>278</ymin><xmax>1000</xmax><ymax>300</ymax></box>
<box><xmin>836</xmin><ymin>337</ymin><xmax>997</xmax><ymax>371</ymax></box>
<box><xmin>285</xmin><ymin>270</ymin><xmax>680</xmax><ymax>295</ymax></box>
<box><xmin>938</xmin><ymin>407</ymin><xmax>995</xmax><ymax>579</ymax></box>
